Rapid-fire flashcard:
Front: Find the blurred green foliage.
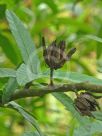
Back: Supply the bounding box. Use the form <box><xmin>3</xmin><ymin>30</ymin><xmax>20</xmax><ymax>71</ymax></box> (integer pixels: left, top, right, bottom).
<box><xmin>0</xmin><ymin>0</ymin><xmax>102</xmax><ymax>136</ymax></box>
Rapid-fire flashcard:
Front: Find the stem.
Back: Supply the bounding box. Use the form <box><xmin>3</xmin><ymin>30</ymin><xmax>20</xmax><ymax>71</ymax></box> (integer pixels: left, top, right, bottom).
<box><xmin>1</xmin><ymin>82</ymin><xmax>102</xmax><ymax>104</ymax></box>
<box><xmin>50</xmin><ymin>68</ymin><xmax>54</xmax><ymax>86</ymax></box>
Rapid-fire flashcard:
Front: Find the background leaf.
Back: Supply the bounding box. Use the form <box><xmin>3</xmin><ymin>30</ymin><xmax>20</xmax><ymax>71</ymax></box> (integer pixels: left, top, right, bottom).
<box><xmin>0</xmin><ymin>68</ymin><xmax>16</xmax><ymax>77</ymax></box>
<box><xmin>52</xmin><ymin>92</ymin><xmax>86</xmax><ymax>124</ymax></box>
<box><xmin>22</xmin><ymin>131</ymin><xmax>40</xmax><ymax>136</ymax></box>
<box><xmin>35</xmin><ymin>0</ymin><xmax>58</xmax><ymax>13</ymax></box>
<box><xmin>0</xmin><ymin>33</ymin><xmax>21</xmax><ymax>65</ymax></box>
<box><xmin>73</xmin><ymin>120</ymin><xmax>102</xmax><ymax>136</ymax></box>
<box><xmin>2</xmin><ymin>77</ymin><xmax>18</xmax><ymax>103</ymax></box>
<box><xmin>8</xmin><ymin>101</ymin><xmax>44</xmax><ymax>136</ymax></box>
<box><xmin>0</xmin><ymin>4</ymin><xmax>6</xmax><ymax>20</ymax></box>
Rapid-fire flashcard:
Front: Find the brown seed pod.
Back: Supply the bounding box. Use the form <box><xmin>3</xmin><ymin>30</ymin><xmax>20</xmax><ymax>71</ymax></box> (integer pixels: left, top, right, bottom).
<box><xmin>74</xmin><ymin>92</ymin><xmax>100</xmax><ymax>117</ymax></box>
<box><xmin>80</xmin><ymin>92</ymin><xmax>100</xmax><ymax>110</ymax></box>
<box><xmin>42</xmin><ymin>37</ymin><xmax>76</xmax><ymax>70</ymax></box>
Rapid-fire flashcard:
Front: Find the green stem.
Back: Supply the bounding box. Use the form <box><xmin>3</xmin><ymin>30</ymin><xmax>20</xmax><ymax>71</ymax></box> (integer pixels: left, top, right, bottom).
<box><xmin>50</xmin><ymin>68</ymin><xmax>54</xmax><ymax>86</ymax></box>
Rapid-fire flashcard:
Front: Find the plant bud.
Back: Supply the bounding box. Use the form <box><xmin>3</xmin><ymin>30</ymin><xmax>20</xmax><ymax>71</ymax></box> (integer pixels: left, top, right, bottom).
<box><xmin>42</xmin><ymin>37</ymin><xmax>76</xmax><ymax>70</ymax></box>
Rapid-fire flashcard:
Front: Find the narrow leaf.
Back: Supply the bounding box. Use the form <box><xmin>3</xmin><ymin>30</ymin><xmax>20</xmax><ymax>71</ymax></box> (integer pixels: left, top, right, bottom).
<box><xmin>92</xmin><ymin>111</ymin><xmax>102</xmax><ymax>121</ymax></box>
<box><xmin>85</xmin><ymin>35</ymin><xmax>102</xmax><ymax>43</ymax></box>
<box><xmin>54</xmin><ymin>71</ymin><xmax>102</xmax><ymax>85</ymax></box>
<box><xmin>0</xmin><ymin>33</ymin><xmax>21</xmax><ymax>65</ymax></box>
<box><xmin>22</xmin><ymin>131</ymin><xmax>40</xmax><ymax>136</ymax></box>
<box><xmin>43</xmin><ymin>0</ymin><xmax>58</xmax><ymax>13</ymax></box>
<box><xmin>0</xmin><ymin>68</ymin><xmax>16</xmax><ymax>77</ymax></box>
<box><xmin>6</xmin><ymin>10</ymin><xmax>40</xmax><ymax>74</ymax></box>
<box><xmin>8</xmin><ymin>101</ymin><xmax>44</xmax><ymax>136</ymax></box>
<box><xmin>39</xmin><ymin>70</ymin><xmax>102</xmax><ymax>85</ymax></box>
<box><xmin>2</xmin><ymin>77</ymin><xmax>18</xmax><ymax>103</ymax></box>
<box><xmin>52</xmin><ymin>93</ymin><xmax>81</xmax><ymax>121</ymax></box>
<box><xmin>0</xmin><ymin>4</ymin><xmax>6</xmax><ymax>19</ymax></box>
<box><xmin>52</xmin><ymin>92</ymin><xmax>90</xmax><ymax>124</ymax></box>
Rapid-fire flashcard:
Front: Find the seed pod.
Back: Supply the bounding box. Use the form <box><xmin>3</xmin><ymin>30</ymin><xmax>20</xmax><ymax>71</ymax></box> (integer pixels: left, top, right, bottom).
<box><xmin>42</xmin><ymin>37</ymin><xmax>76</xmax><ymax>70</ymax></box>
<box><xmin>75</xmin><ymin>96</ymin><xmax>90</xmax><ymax>110</ymax></box>
<box><xmin>81</xmin><ymin>92</ymin><xmax>100</xmax><ymax>111</ymax></box>
<box><xmin>74</xmin><ymin>92</ymin><xmax>100</xmax><ymax>117</ymax></box>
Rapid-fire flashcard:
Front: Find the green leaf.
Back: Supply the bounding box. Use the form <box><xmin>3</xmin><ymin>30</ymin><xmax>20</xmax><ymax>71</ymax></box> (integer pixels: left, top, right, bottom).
<box><xmin>2</xmin><ymin>77</ymin><xmax>18</xmax><ymax>104</ymax></box>
<box><xmin>17</xmin><ymin>66</ymin><xmax>102</xmax><ymax>86</ymax></box>
<box><xmin>16</xmin><ymin>64</ymin><xmax>48</xmax><ymax>86</ymax></box>
<box><xmin>22</xmin><ymin>132</ymin><xmax>40</xmax><ymax>136</ymax></box>
<box><xmin>73</xmin><ymin>120</ymin><xmax>102</xmax><ymax>136</ymax></box>
<box><xmin>16</xmin><ymin>69</ymin><xmax>102</xmax><ymax>86</ymax></box>
<box><xmin>6</xmin><ymin>10</ymin><xmax>40</xmax><ymax>74</ymax></box>
<box><xmin>97</xmin><ymin>44</ymin><xmax>102</xmax><ymax>59</ymax></box>
<box><xmin>0</xmin><ymin>4</ymin><xmax>6</xmax><ymax>19</ymax></box>
<box><xmin>67</xmin><ymin>119</ymin><xmax>76</xmax><ymax>136</ymax></box>
<box><xmin>97</xmin><ymin>57</ymin><xmax>102</xmax><ymax>73</ymax></box>
<box><xmin>52</xmin><ymin>92</ymin><xmax>83</xmax><ymax>122</ymax></box>
<box><xmin>38</xmin><ymin>70</ymin><xmax>102</xmax><ymax>86</ymax></box>
<box><xmin>92</xmin><ymin>111</ymin><xmax>102</xmax><ymax>121</ymax></box>
<box><xmin>0</xmin><ymin>68</ymin><xmax>16</xmax><ymax>77</ymax></box>
<box><xmin>85</xmin><ymin>35</ymin><xmax>102</xmax><ymax>43</ymax></box>
<box><xmin>52</xmin><ymin>92</ymin><xmax>94</xmax><ymax>127</ymax></box>
<box><xmin>16</xmin><ymin>63</ymin><xmax>34</xmax><ymax>86</ymax></box>
<box><xmin>8</xmin><ymin>101</ymin><xmax>44</xmax><ymax>136</ymax></box>
<box><xmin>54</xmin><ymin>71</ymin><xmax>102</xmax><ymax>85</ymax></box>
<box><xmin>16</xmin><ymin>63</ymin><xmax>39</xmax><ymax>86</ymax></box>
<box><xmin>95</xmin><ymin>25</ymin><xmax>102</xmax><ymax>59</ymax></box>
<box><xmin>0</xmin><ymin>33</ymin><xmax>21</xmax><ymax>65</ymax></box>
<box><xmin>98</xmin><ymin>67</ymin><xmax>102</xmax><ymax>73</ymax></box>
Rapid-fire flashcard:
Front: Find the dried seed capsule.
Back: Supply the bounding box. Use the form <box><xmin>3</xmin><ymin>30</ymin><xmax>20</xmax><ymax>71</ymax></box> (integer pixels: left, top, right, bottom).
<box><xmin>42</xmin><ymin>37</ymin><xmax>76</xmax><ymax>85</ymax></box>
<box><xmin>80</xmin><ymin>92</ymin><xmax>100</xmax><ymax>110</ymax></box>
<box><xmin>75</xmin><ymin>96</ymin><xmax>91</xmax><ymax>110</ymax></box>
<box><xmin>74</xmin><ymin>92</ymin><xmax>100</xmax><ymax>117</ymax></box>
<box><xmin>42</xmin><ymin>37</ymin><xmax>76</xmax><ymax>70</ymax></box>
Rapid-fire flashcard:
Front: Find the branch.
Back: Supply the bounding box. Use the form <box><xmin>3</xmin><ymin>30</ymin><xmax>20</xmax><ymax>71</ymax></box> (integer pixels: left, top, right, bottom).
<box><xmin>10</xmin><ymin>82</ymin><xmax>102</xmax><ymax>101</ymax></box>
